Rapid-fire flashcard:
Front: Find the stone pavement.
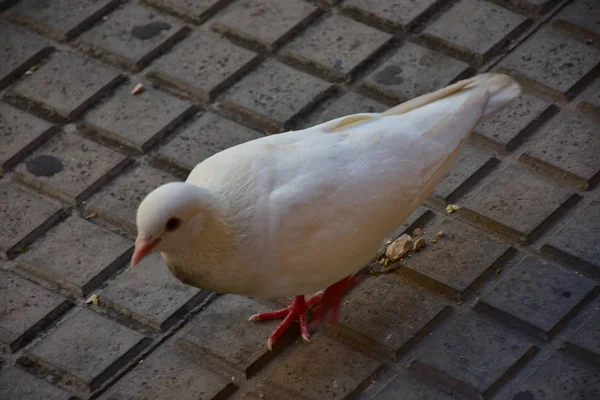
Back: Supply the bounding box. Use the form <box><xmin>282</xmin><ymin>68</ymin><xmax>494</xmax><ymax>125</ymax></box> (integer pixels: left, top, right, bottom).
<box><xmin>1</xmin><ymin>0</ymin><xmax>599</xmax><ymax>398</ymax></box>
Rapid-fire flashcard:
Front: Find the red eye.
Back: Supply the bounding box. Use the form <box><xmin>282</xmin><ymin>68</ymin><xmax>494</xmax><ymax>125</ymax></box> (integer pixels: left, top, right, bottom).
<box><xmin>165</xmin><ymin>217</ymin><xmax>181</xmax><ymax>232</ymax></box>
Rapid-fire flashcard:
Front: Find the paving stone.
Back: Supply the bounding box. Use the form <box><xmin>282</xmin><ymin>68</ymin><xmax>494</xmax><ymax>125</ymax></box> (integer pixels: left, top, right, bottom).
<box><xmin>413</xmin><ymin>311</ymin><xmax>537</xmax><ymax>399</ymax></box>
<box><xmin>511</xmin><ymin>352</ymin><xmax>600</xmax><ymax>400</ymax></box>
<box><xmin>554</xmin><ymin>0</ymin><xmax>600</xmax><ymax>42</ymax></box>
<box><xmin>84</xmin><ymin>83</ymin><xmax>196</xmax><ymax>151</ymax></box>
<box><xmin>432</xmin><ymin>143</ymin><xmax>497</xmax><ymax>205</ymax></box>
<box><xmin>24</xmin><ymin>308</ymin><xmax>148</xmax><ymax>394</ymax></box>
<box><xmin>14</xmin><ymin>131</ymin><xmax>129</xmax><ymax>205</ymax></box>
<box><xmin>499</xmin><ymin>26</ymin><xmax>600</xmax><ymax>99</ymax></box>
<box><xmin>261</xmin><ymin>334</ymin><xmax>381</xmax><ymax>400</ymax></box>
<box><xmin>373</xmin><ymin>371</ymin><xmax>465</xmax><ymax>400</ymax></box>
<box><xmin>6</xmin><ymin>0</ymin><xmax>121</xmax><ymax>40</ymax></box>
<box><xmin>0</xmin><ymin>23</ymin><xmax>53</xmax><ymax>90</ymax></box>
<box><xmin>460</xmin><ymin>164</ymin><xmax>576</xmax><ymax>243</ymax></box>
<box><xmin>0</xmin><ymin>103</ymin><xmax>57</xmax><ymax>174</ymax></box>
<box><xmin>18</xmin><ymin>215</ymin><xmax>132</xmax><ymax>297</ymax></box>
<box><xmin>281</xmin><ymin>14</ymin><xmax>392</xmax><ymax>81</ymax></box>
<box><xmin>381</xmin><ymin>206</ymin><xmax>434</xmax><ymax>252</ymax></box>
<box><xmin>0</xmin><ymin>0</ymin><xmax>17</xmax><ymax>12</ymax></box>
<box><xmin>148</xmin><ymin>30</ymin><xmax>259</xmax><ymax>102</ymax></box>
<box><xmin>478</xmin><ymin>256</ymin><xmax>595</xmax><ymax>338</ymax></box>
<box><xmin>221</xmin><ymin>60</ymin><xmax>334</xmax><ymax>131</ymax></box>
<box><xmin>78</xmin><ymin>3</ymin><xmax>189</xmax><ymax>71</ymax></box>
<box><xmin>401</xmin><ymin>219</ymin><xmax>511</xmax><ymax>299</ymax></box>
<box><xmin>542</xmin><ymin>200</ymin><xmax>600</xmax><ymax>277</ymax></box>
<box><xmin>0</xmin><ymin>270</ymin><xmax>71</xmax><ymax>353</ymax></box>
<box><xmin>0</xmin><ymin>181</ymin><xmax>62</xmax><ymax>260</ymax></box>
<box><xmin>422</xmin><ymin>0</ymin><xmax>529</xmax><ymax>63</ymax></box>
<box><xmin>0</xmin><ymin>366</ymin><xmax>73</xmax><ymax>400</ymax></box>
<box><xmin>475</xmin><ymin>93</ymin><xmax>553</xmax><ymax>151</ymax></box>
<box><xmin>565</xmin><ymin>311</ymin><xmax>600</xmax><ymax>363</ymax></box>
<box><xmin>361</xmin><ymin>42</ymin><xmax>470</xmax><ymax>103</ymax></box>
<box><xmin>332</xmin><ymin>274</ymin><xmax>448</xmax><ymax>361</ymax></box>
<box><xmin>100</xmin><ymin>340</ymin><xmax>236</xmax><ymax>400</ymax></box>
<box><xmin>177</xmin><ymin>295</ymin><xmax>286</xmax><ymax>379</ymax></box>
<box><xmin>143</xmin><ymin>0</ymin><xmax>232</xmax><ymax>24</ymax></box>
<box><xmin>211</xmin><ymin>0</ymin><xmax>320</xmax><ymax>52</ymax></box>
<box><xmin>303</xmin><ymin>91</ymin><xmax>387</xmax><ymax>128</ymax></box>
<box><xmin>100</xmin><ymin>253</ymin><xmax>204</xmax><ymax>332</ymax></box>
<box><xmin>343</xmin><ymin>0</ymin><xmax>442</xmax><ymax>33</ymax></box>
<box><xmin>158</xmin><ymin>111</ymin><xmax>263</xmax><ymax>171</ymax></box>
<box><xmin>520</xmin><ymin>111</ymin><xmax>600</xmax><ymax>190</ymax></box>
<box><xmin>86</xmin><ymin>163</ymin><xmax>180</xmax><ymax>233</ymax></box>
<box><xmin>496</xmin><ymin>0</ymin><xmax>558</xmax><ymax>14</ymax></box>
<box><xmin>577</xmin><ymin>77</ymin><xmax>600</xmax><ymax>116</ymax></box>
<box><xmin>7</xmin><ymin>51</ymin><xmax>124</xmax><ymax>121</ymax></box>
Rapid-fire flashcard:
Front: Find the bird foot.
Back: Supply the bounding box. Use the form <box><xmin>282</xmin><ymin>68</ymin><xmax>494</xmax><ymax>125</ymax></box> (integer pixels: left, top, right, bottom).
<box><xmin>249</xmin><ymin>275</ymin><xmax>361</xmax><ymax>350</ymax></box>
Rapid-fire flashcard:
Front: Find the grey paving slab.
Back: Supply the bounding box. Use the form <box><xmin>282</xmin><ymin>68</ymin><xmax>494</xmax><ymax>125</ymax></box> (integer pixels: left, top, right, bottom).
<box><xmin>554</xmin><ymin>0</ymin><xmax>600</xmax><ymax>42</ymax></box>
<box><xmin>17</xmin><ymin>214</ymin><xmax>132</xmax><ymax>297</ymax></box>
<box><xmin>0</xmin><ymin>366</ymin><xmax>73</xmax><ymax>400</ymax></box>
<box><xmin>7</xmin><ymin>50</ymin><xmax>124</xmax><ymax>121</ymax></box>
<box><xmin>565</xmin><ymin>311</ymin><xmax>600</xmax><ymax>363</ymax></box>
<box><xmin>100</xmin><ymin>253</ymin><xmax>204</xmax><ymax>332</ymax></box>
<box><xmin>373</xmin><ymin>372</ymin><xmax>466</xmax><ymax>400</ymax></box>
<box><xmin>84</xmin><ymin>82</ymin><xmax>196</xmax><ymax>152</ymax></box>
<box><xmin>148</xmin><ymin>30</ymin><xmax>260</xmax><ymax>102</ymax></box>
<box><xmin>0</xmin><ymin>103</ymin><xmax>57</xmax><ymax>173</ymax></box>
<box><xmin>143</xmin><ymin>0</ymin><xmax>232</xmax><ymax>24</ymax></box>
<box><xmin>0</xmin><ymin>270</ymin><xmax>70</xmax><ymax>353</ymax></box>
<box><xmin>343</xmin><ymin>0</ymin><xmax>443</xmax><ymax>32</ymax></box>
<box><xmin>303</xmin><ymin>91</ymin><xmax>387</xmax><ymax>128</ymax></box>
<box><xmin>14</xmin><ymin>131</ymin><xmax>129</xmax><ymax>205</ymax></box>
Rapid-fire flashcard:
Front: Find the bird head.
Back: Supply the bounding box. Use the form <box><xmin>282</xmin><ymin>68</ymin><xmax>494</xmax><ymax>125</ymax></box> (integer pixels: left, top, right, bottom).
<box><xmin>131</xmin><ymin>182</ymin><xmax>207</xmax><ymax>266</ymax></box>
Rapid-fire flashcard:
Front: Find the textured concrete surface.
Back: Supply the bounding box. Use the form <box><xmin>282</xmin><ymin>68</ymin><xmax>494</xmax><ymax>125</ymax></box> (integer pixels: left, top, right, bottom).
<box><xmin>0</xmin><ymin>0</ymin><xmax>599</xmax><ymax>399</ymax></box>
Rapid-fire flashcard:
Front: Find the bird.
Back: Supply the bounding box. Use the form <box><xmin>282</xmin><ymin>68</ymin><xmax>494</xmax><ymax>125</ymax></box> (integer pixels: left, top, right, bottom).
<box><xmin>132</xmin><ymin>73</ymin><xmax>521</xmax><ymax>349</ymax></box>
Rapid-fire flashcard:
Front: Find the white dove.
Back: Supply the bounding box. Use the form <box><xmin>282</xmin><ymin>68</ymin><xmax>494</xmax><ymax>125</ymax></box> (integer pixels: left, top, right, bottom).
<box><xmin>132</xmin><ymin>73</ymin><xmax>521</xmax><ymax>349</ymax></box>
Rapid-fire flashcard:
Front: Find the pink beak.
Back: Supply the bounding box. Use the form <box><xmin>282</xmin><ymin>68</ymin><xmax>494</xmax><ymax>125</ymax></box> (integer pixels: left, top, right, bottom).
<box><xmin>131</xmin><ymin>236</ymin><xmax>161</xmax><ymax>266</ymax></box>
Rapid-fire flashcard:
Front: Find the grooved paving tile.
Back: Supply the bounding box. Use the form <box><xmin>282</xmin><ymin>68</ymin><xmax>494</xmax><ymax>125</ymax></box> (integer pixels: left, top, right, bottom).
<box><xmin>158</xmin><ymin>111</ymin><xmax>263</xmax><ymax>171</ymax></box>
<box><xmin>343</xmin><ymin>0</ymin><xmax>442</xmax><ymax>32</ymax></box>
<box><xmin>261</xmin><ymin>334</ymin><xmax>381</xmax><ymax>400</ymax></box>
<box><xmin>422</xmin><ymin>0</ymin><xmax>529</xmax><ymax>63</ymax></box>
<box><xmin>555</xmin><ymin>0</ymin><xmax>600</xmax><ymax>41</ymax></box>
<box><xmin>100</xmin><ymin>341</ymin><xmax>236</xmax><ymax>400</ymax></box>
<box><xmin>542</xmin><ymin>200</ymin><xmax>600</xmax><ymax>277</ymax></box>
<box><xmin>7</xmin><ymin>51</ymin><xmax>124</xmax><ymax>120</ymax></box>
<box><xmin>221</xmin><ymin>60</ymin><xmax>334</xmax><ymax>131</ymax></box>
<box><xmin>333</xmin><ymin>274</ymin><xmax>448</xmax><ymax>361</ymax></box>
<box><xmin>577</xmin><ymin>77</ymin><xmax>600</xmax><ymax>115</ymax></box>
<box><xmin>78</xmin><ymin>3</ymin><xmax>189</xmax><ymax>71</ymax></box>
<box><xmin>18</xmin><ymin>215</ymin><xmax>133</xmax><ymax>297</ymax></box>
<box><xmin>414</xmin><ymin>312</ymin><xmax>536</xmax><ymax>399</ymax></box>
<box><xmin>0</xmin><ymin>270</ymin><xmax>70</xmax><ymax>353</ymax></box>
<box><xmin>495</xmin><ymin>0</ymin><xmax>558</xmax><ymax>14</ymax></box>
<box><xmin>402</xmin><ymin>219</ymin><xmax>511</xmax><ymax>297</ymax></box>
<box><xmin>86</xmin><ymin>163</ymin><xmax>180</xmax><ymax>233</ymax></box>
<box><xmin>499</xmin><ymin>26</ymin><xmax>600</xmax><ymax>99</ymax></box>
<box><xmin>460</xmin><ymin>164</ymin><xmax>575</xmax><ymax>242</ymax></box>
<box><xmin>373</xmin><ymin>372</ymin><xmax>466</xmax><ymax>400</ymax></box>
<box><xmin>478</xmin><ymin>256</ymin><xmax>595</xmax><ymax>337</ymax></box>
<box><xmin>148</xmin><ymin>30</ymin><xmax>260</xmax><ymax>102</ymax></box>
<box><xmin>14</xmin><ymin>131</ymin><xmax>129</xmax><ymax>205</ymax></box>
<box><xmin>143</xmin><ymin>0</ymin><xmax>232</xmax><ymax>24</ymax></box>
<box><xmin>6</xmin><ymin>0</ymin><xmax>121</xmax><ymax>40</ymax></box>
<box><xmin>100</xmin><ymin>253</ymin><xmax>204</xmax><ymax>332</ymax></box>
<box><xmin>177</xmin><ymin>295</ymin><xmax>286</xmax><ymax>379</ymax></box>
<box><xmin>511</xmin><ymin>352</ymin><xmax>600</xmax><ymax>400</ymax></box>
<box><xmin>84</xmin><ymin>83</ymin><xmax>196</xmax><ymax>151</ymax></box>
<box><xmin>0</xmin><ymin>103</ymin><xmax>56</xmax><ymax>173</ymax></box>
<box><xmin>433</xmin><ymin>143</ymin><xmax>496</xmax><ymax>204</ymax></box>
<box><xmin>211</xmin><ymin>0</ymin><xmax>320</xmax><ymax>52</ymax></box>
<box><xmin>520</xmin><ymin>111</ymin><xmax>600</xmax><ymax>190</ymax></box>
<box><xmin>566</xmin><ymin>311</ymin><xmax>600</xmax><ymax>362</ymax></box>
<box><xmin>475</xmin><ymin>93</ymin><xmax>552</xmax><ymax>151</ymax></box>
<box><xmin>0</xmin><ymin>366</ymin><xmax>73</xmax><ymax>400</ymax></box>
<box><xmin>361</xmin><ymin>42</ymin><xmax>470</xmax><ymax>103</ymax></box>
<box><xmin>0</xmin><ymin>23</ymin><xmax>52</xmax><ymax>90</ymax></box>
<box><xmin>303</xmin><ymin>91</ymin><xmax>387</xmax><ymax>128</ymax></box>
<box><xmin>281</xmin><ymin>14</ymin><xmax>392</xmax><ymax>81</ymax></box>
<box><xmin>24</xmin><ymin>308</ymin><xmax>148</xmax><ymax>394</ymax></box>
<box><xmin>0</xmin><ymin>181</ymin><xmax>62</xmax><ymax>260</ymax></box>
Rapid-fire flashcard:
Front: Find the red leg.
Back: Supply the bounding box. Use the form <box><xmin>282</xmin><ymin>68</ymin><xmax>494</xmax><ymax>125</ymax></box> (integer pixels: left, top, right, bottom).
<box><xmin>311</xmin><ymin>275</ymin><xmax>361</xmax><ymax>325</ymax></box>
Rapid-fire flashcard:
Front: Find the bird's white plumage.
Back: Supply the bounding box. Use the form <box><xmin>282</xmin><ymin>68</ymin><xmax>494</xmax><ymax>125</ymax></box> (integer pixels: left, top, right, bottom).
<box><xmin>136</xmin><ymin>74</ymin><xmax>521</xmax><ymax>298</ymax></box>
